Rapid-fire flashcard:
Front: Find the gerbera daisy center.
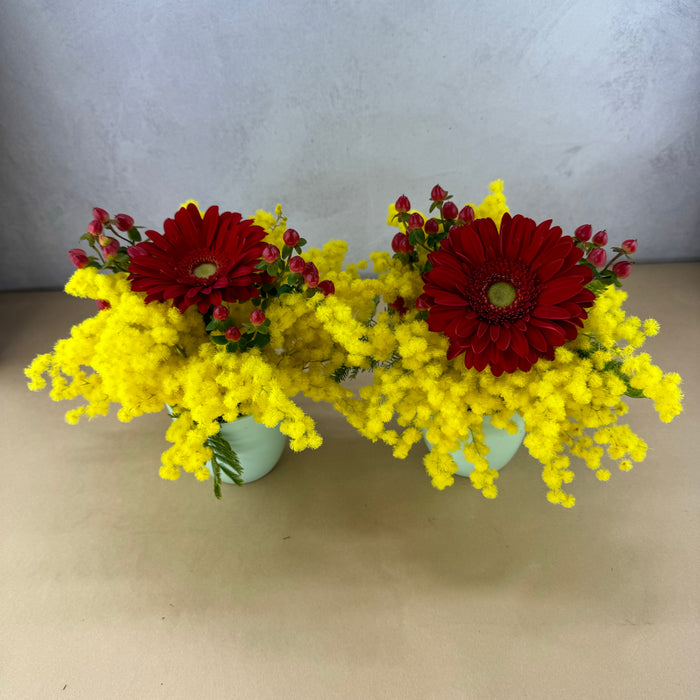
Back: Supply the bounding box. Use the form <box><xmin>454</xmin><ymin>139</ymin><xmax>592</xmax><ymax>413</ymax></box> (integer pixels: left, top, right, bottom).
<box><xmin>193</xmin><ymin>262</ymin><xmax>218</xmax><ymax>278</ymax></box>
<box><xmin>487</xmin><ymin>281</ymin><xmax>516</xmax><ymax>308</ymax></box>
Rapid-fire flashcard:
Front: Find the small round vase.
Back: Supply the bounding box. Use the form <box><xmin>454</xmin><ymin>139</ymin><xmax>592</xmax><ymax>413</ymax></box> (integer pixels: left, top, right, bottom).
<box><xmin>423</xmin><ymin>413</ymin><xmax>526</xmax><ymax>476</ymax></box>
<box><xmin>211</xmin><ymin>414</ymin><xmax>287</xmax><ymax>484</ymax></box>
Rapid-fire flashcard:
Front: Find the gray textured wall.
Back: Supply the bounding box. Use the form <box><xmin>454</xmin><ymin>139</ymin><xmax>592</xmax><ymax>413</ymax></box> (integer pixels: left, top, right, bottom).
<box><xmin>1</xmin><ymin>0</ymin><xmax>699</xmax><ymax>291</ymax></box>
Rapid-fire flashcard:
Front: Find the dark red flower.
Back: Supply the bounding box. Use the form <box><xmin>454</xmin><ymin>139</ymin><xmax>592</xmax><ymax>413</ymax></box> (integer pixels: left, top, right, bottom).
<box><xmin>421</xmin><ymin>213</ymin><xmax>595</xmax><ymax>376</ymax></box>
<box><xmin>127</xmin><ymin>204</ymin><xmax>266</xmax><ymax>313</ymax></box>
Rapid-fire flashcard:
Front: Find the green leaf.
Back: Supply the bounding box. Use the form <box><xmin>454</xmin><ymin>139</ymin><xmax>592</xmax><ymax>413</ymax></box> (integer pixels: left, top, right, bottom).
<box><xmin>277</xmin><ymin>284</ymin><xmax>293</xmax><ymax>295</ymax></box>
<box><xmin>250</xmin><ymin>333</ymin><xmax>270</xmax><ymax>348</ymax></box>
<box><xmin>287</xmin><ymin>273</ymin><xmax>301</xmax><ymax>285</ymax></box>
<box><xmin>255</xmin><ymin>260</ymin><xmax>267</xmax><ymax>270</ymax></box>
<box><xmin>298</xmin><ymin>238</ymin><xmax>307</xmax><ymax>247</ymax></box>
<box><xmin>211</xmin><ymin>334</ymin><xmax>229</xmax><ymax>345</ymax></box>
<box><xmin>127</xmin><ymin>227</ymin><xmax>142</xmax><ymax>242</ymax></box>
<box><xmin>282</xmin><ymin>245</ymin><xmax>292</xmax><ymax>258</ymax></box>
<box><xmin>226</xmin><ymin>341</ymin><xmax>239</xmax><ymax>353</ymax></box>
<box><xmin>408</xmin><ymin>229</ymin><xmax>425</xmax><ymax>246</ymax></box>
<box><xmin>205</xmin><ymin>319</ymin><xmax>219</xmax><ymax>331</ymax></box>
<box><xmin>207</xmin><ymin>431</ymin><xmax>244</xmax><ymax>487</ymax></box>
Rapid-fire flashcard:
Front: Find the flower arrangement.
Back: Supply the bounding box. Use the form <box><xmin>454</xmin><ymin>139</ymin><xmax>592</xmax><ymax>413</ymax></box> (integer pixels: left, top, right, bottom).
<box><xmin>25</xmin><ymin>201</ymin><xmax>375</xmax><ymax>497</ymax></box>
<box><xmin>333</xmin><ymin>181</ymin><xmax>684</xmax><ymax>507</ymax></box>
<box><xmin>25</xmin><ymin>182</ymin><xmax>684</xmax><ymax>508</ymax></box>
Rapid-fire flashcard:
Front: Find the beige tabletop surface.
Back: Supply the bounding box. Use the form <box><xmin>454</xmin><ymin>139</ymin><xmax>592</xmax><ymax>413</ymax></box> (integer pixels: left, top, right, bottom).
<box><xmin>1</xmin><ymin>263</ymin><xmax>699</xmax><ymax>699</ymax></box>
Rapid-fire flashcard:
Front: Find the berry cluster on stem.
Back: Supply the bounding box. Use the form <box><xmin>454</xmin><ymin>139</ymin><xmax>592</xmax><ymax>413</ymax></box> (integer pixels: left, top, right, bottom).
<box><xmin>574</xmin><ymin>224</ymin><xmax>638</xmax><ymax>290</ymax></box>
<box><xmin>390</xmin><ymin>185</ymin><xmax>475</xmax><ymax>275</ymax></box>
<box><xmin>204</xmin><ymin>216</ymin><xmax>335</xmax><ymax>354</ymax></box>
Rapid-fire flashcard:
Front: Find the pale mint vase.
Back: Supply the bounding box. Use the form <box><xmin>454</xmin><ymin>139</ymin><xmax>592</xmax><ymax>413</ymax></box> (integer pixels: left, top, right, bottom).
<box><xmin>423</xmin><ymin>413</ymin><xmax>526</xmax><ymax>476</ymax></box>
<box><xmin>211</xmin><ymin>414</ymin><xmax>287</xmax><ymax>484</ymax></box>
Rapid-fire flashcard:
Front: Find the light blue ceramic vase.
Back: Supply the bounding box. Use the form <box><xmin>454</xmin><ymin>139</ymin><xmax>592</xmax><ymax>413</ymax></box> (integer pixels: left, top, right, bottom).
<box><xmin>212</xmin><ymin>414</ymin><xmax>287</xmax><ymax>484</ymax></box>
<box><xmin>423</xmin><ymin>413</ymin><xmax>526</xmax><ymax>476</ymax></box>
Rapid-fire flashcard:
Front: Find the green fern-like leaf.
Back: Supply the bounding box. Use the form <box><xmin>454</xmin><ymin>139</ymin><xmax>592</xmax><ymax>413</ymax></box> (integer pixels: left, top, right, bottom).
<box><xmin>206</xmin><ymin>431</ymin><xmax>244</xmax><ymax>498</ymax></box>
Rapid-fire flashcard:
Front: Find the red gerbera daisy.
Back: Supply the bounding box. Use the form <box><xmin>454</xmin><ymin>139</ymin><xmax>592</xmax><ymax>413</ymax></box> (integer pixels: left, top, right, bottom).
<box><xmin>128</xmin><ymin>203</ymin><xmax>267</xmax><ymax>313</ymax></box>
<box><xmin>421</xmin><ymin>213</ymin><xmax>596</xmax><ymax>376</ymax></box>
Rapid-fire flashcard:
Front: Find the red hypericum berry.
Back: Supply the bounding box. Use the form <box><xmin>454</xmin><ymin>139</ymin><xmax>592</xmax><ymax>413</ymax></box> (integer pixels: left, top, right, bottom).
<box><xmin>92</xmin><ymin>207</ymin><xmax>110</xmax><ymax>223</ymax></box>
<box><xmin>318</xmin><ymin>280</ymin><xmax>335</xmax><ymax>296</ymax></box>
<box><xmin>303</xmin><ymin>262</ymin><xmax>320</xmax><ymax>288</ymax></box>
<box><xmin>289</xmin><ymin>255</ymin><xmax>305</xmax><ymax>273</ymax></box>
<box><xmin>415</xmin><ymin>293</ymin><xmax>431</xmax><ymax>310</ymax></box>
<box><xmin>458</xmin><ymin>205</ymin><xmax>475</xmax><ymax>224</ymax></box>
<box><xmin>391</xmin><ymin>232</ymin><xmax>404</xmax><ymax>253</ymax></box>
<box><xmin>612</xmin><ymin>260</ymin><xmax>632</xmax><ymax>278</ymax></box>
<box><xmin>68</xmin><ymin>248</ymin><xmax>89</xmax><ymax>269</ymax></box>
<box><xmin>587</xmin><ymin>248</ymin><xmax>607</xmax><ymax>267</ymax></box>
<box><xmin>424</xmin><ymin>218</ymin><xmax>440</xmax><ymax>234</ymax></box>
<box><xmin>592</xmin><ymin>230</ymin><xmax>608</xmax><ymax>246</ymax></box>
<box><xmin>114</xmin><ymin>213</ymin><xmax>135</xmax><ymax>231</ymax></box>
<box><xmin>389</xmin><ymin>296</ymin><xmax>408</xmax><ymax>316</ymax></box>
<box><xmin>430</xmin><ymin>184</ymin><xmax>447</xmax><ymax>202</ymax></box>
<box><xmin>407</xmin><ymin>212</ymin><xmax>424</xmax><ymax>231</ymax></box>
<box><xmin>283</xmin><ymin>229</ymin><xmax>300</xmax><ymax>247</ymax></box>
<box><xmin>87</xmin><ymin>219</ymin><xmax>103</xmax><ymax>236</ymax></box>
<box><xmin>395</xmin><ymin>195</ymin><xmax>411</xmax><ymax>213</ymax></box>
<box><xmin>225</xmin><ymin>325</ymin><xmax>242</xmax><ymax>341</ymax></box>
<box><xmin>127</xmin><ymin>244</ymin><xmax>148</xmax><ymax>259</ymax></box>
<box><xmin>102</xmin><ymin>238</ymin><xmax>119</xmax><ymax>258</ymax></box>
<box><xmin>96</xmin><ymin>299</ymin><xmax>111</xmax><ymax>311</ymax></box>
<box><xmin>391</xmin><ymin>233</ymin><xmax>413</xmax><ymax>254</ymax></box>
<box><xmin>262</xmin><ymin>244</ymin><xmax>280</xmax><ymax>263</ymax></box>
<box><xmin>574</xmin><ymin>224</ymin><xmax>592</xmax><ymax>242</ymax></box>
<box><xmin>621</xmin><ymin>239</ymin><xmax>638</xmax><ymax>254</ymax></box>
<box><xmin>250</xmin><ymin>309</ymin><xmax>266</xmax><ymax>326</ymax></box>
<box><xmin>213</xmin><ymin>304</ymin><xmax>229</xmax><ymax>320</ymax></box>
<box><xmin>442</xmin><ymin>201</ymin><xmax>459</xmax><ymax>219</ymax></box>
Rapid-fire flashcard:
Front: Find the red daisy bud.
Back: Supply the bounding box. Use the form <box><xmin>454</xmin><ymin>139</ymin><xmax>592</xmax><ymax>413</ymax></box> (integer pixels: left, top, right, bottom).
<box><xmin>250</xmin><ymin>309</ymin><xmax>266</xmax><ymax>326</ymax></box>
<box><xmin>621</xmin><ymin>239</ymin><xmax>638</xmax><ymax>254</ymax></box>
<box><xmin>96</xmin><ymin>299</ymin><xmax>111</xmax><ymax>311</ymax></box>
<box><xmin>592</xmin><ymin>230</ymin><xmax>608</xmax><ymax>246</ymax></box>
<box><xmin>442</xmin><ymin>201</ymin><xmax>459</xmax><ymax>219</ymax></box>
<box><xmin>262</xmin><ymin>244</ymin><xmax>280</xmax><ymax>263</ymax></box>
<box><xmin>68</xmin><ymin>248</ymin><xmax>89</xmax><ymax>269</ymax></box>
<box><xmin>395</xmin><ymin>195</ymin><xmax>411</xmax><ymax>213</ymax></box>
<box><xmin>612</xmin><ymin>260</ymin><xmax>632</xmax><ymax>278</ymax></box>
<box><xmin>574</xmin><ymin>224</ymin><xmax>592</xmax><ymax>242</ymax></box>
<box><xmin>127</xmin><ymin>244</ymin><xmax>149</xmax><ymax>259</ymax></box>
<box><xmin>114</xmin><ymin>213</ymin><xmax>135</xmax><ymax>231</ymax></box>
<box><xmin>430</xmin><ymin>185</ymin><xmax>447</xmax><ymax>202</ymax></box>
<box><xmin>424</xmin><ymin>218</ymin><xmax>440</xmax><ymax>234</ymax></box>
<box><xmin>391</xmin><ymin>232</ymin><xmax>414</xmax><ymax>254</ymax></box>
<box><xmin>289</xmin><ymin>255</ymin><xmax>305</xmax><ymax>273</ymax></box>
<box><xmin>318</xmin><ymin>279</ymin><xmax>335</xmax><ymax>296</ymax></box>
<box><xmin>303</xmin><ymin>262</ymin><xmax>320</xmax><ymax>288</ymax></box>
<box><xmin>92</xmin><ymin>207</ymin><xmax>110</xmax><ymax>223</ymax></box>
<box><xmin>587</xmin><ymin>247</ymin><xmax>607</xmax><ymax>267</ymax></box>
<box><xmin>87</xmin><ymin>219</ymin><xmax>103</xmax><ymax>236</ymax></box>
<box><xmin>415</xmin><ymin>293</ymin><xmax>431</xmax><ymax>309</ymax></box>
<box><xmin>407</xmin><ymin>212</ymin><xmax>424</xmax><ymax>231</ymax></box>
<box><xmin>213</xmin><ymin>304</ymin><xmax>229</xmax><ymax>320</ymax></box>
<box><xmin>283</xmin><ymin>229</ymin><xmax>300</xmax><ymax>247</ymax></box>
<box><xmin>225</xmin><ymin>325</ymin><xmax>242</xmax><ymax>341</ymax></box>
<box><xmin>458</xmin><ymin>205</ymin><xmax>475</xmax><ymax>224</ymax></box>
